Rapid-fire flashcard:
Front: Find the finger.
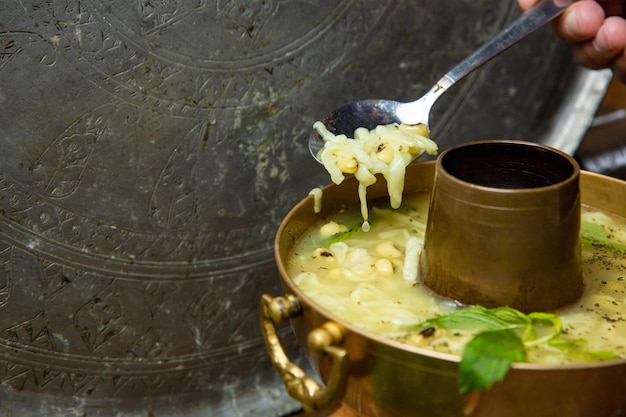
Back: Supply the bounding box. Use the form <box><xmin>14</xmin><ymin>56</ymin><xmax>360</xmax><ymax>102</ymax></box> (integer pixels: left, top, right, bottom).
<box><xmin>518</xmin><ymin>0</ymin><xmax>540</xmax><ymax>11</ymax></box>
<box><xmin>555</xmin><ymin>1</ymin><xmax>606</xmax><ymax>42</ymax></box>
<box><xmin>572</xmin><ymin>16</ymin><xmax>626</xmax><ymax>68</ymax></box>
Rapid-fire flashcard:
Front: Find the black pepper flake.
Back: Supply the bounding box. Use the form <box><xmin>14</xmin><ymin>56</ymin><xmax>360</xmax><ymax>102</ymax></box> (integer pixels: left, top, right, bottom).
<box><xmin>602</xmin><ymin>315</ymin><xmax>623</xmax><ymax>323</ymax></box>
<box><xmin>419</xmin><ymin>327</ymin><xmax>436</xmax><ymax>337</ymax></box>
<box><xmin>320</xmin><ymin>250</ymin><xmax>333</xmax><ymax>257</ymax></box>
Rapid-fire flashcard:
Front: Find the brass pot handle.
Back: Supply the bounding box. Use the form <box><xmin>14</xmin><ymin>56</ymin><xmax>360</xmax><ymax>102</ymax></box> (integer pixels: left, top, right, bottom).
<box><xmin>260</xmin><ymin>294</ymin><xmax>349</xmax><ymax>413</ymax></box>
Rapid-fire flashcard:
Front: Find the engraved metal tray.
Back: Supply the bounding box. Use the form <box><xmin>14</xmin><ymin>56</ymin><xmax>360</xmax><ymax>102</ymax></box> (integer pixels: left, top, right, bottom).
<box><xmin>0</xmin><ymin>1</ymin><xmax>611</xmax><ymax>416</ymax></box>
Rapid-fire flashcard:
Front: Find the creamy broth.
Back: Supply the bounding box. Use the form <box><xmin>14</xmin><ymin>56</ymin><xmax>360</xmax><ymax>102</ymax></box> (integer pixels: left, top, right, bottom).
<box><xmin>287</xmin><ymin>192</ymin><xmax>626</xmax><ymax>364</ymax></box>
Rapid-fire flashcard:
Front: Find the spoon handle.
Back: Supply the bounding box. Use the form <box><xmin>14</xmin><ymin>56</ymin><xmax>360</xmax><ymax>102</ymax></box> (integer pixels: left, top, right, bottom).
<box><xmin>440</xmin><ymin>0</ymin><xmax>574</xmax><ymax>90</ymax></box>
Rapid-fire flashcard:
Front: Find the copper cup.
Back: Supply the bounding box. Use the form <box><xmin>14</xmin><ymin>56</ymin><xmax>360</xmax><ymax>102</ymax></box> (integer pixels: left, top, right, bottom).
<box><xmin>419</xmin><ymin>140</ymin><xmax>583</xmax><ymax>313</ymax></box>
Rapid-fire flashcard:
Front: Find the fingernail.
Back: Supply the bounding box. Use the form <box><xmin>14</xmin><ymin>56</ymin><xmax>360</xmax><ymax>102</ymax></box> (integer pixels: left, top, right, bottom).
<box><xmin>592</xmin><ymin>27</ymin><xmax>611</xmax><ymax>53</ymax></box>
<box><xmin>562</xmin><ymin>8</ymin><xmax>579</xmax><ymax>38</ymax></box>
<box><xmin>591</xmin><ymin>39</ymin><xmax>608</xmax><ymax>53</ymax></box>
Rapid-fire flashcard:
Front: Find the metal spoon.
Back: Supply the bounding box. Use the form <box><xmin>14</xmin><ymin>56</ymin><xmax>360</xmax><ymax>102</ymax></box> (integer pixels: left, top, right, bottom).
<box><xmin>309</xmin><ymin>0</ymin><xmax>574</xmax><ymax>161</ymax></box>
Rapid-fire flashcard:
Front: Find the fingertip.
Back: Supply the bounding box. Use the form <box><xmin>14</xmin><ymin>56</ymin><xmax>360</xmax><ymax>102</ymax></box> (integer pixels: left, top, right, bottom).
<box><xmin>594</xmin><ymin>16</ymin><xmax>626</xmax><ymax>53</ymax></box>
<box><xmin>571</xmin><ymin>16</ymin><xmax>626</xmax><ymax>70</ymax></box>
<box><xmin>558</xmin><ymin>1</ymin><xmax>605</xmax><ymax>41</ymax></box>
<box><xmin>517</xmin><ymin>0</ymin><xmax>538</xmax><ymax>11</ymax></box>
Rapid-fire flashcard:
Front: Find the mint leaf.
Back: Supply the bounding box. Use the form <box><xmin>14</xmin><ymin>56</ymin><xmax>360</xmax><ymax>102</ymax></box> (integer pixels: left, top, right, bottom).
<box><xmin>413</xmin><ymin>305</ymin><xmax>619</xmax><ymax>396</ymax></box>
<box><xmin>415</xmin><ymin>305</ymin><xmax>529</xmax><ymax>333</ymax></box>
<box><xmin>524</xmin><ymin>312</ymin><xmax>562</xmax><ymax>346</ymax></box>
<box><xmin>458</xmin><ymin>329</ymin><xmax>526</xmax><ymax>395</ymax></box>
<box><xmin>327</xmin><ymin>224</ymin><xmax>360</xmax><ymax>245</ymax></box>
<box><xmin>547</xmin><ymin>337</ymin><xmax>620</xmax><ymax>361</ymax></box>
<box><xmin>581</xmin><ymin>220</ymin><xmax>626</xmax><ymax>252</ymax></box>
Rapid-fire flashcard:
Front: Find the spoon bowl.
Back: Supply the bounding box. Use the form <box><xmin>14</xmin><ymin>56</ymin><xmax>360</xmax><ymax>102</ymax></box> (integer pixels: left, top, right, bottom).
<box><xmin>309</xmin><ymin>0</ymin><xmax>574</xmax><ymax>161</ymax></box>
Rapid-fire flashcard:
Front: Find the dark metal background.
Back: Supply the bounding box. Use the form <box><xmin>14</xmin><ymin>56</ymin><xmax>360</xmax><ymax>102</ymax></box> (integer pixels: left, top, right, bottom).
<box><xmin>0</xmin><ymin>1</ymin><xmax>610</xmax><ymax>416</ymax></box>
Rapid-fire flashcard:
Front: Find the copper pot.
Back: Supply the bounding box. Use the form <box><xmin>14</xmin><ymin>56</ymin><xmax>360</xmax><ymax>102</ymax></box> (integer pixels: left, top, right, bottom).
<box><xmin>261</xmin><ymin>158</ymin><xmax>626</xmax><ymax>417</ymax></box>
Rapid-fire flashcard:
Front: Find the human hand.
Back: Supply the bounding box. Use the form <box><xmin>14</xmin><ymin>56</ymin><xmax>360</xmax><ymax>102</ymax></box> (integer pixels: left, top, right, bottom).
<box><xmin>518</xmin><ymin>0</ymin><xmax>626</xmax><ymax>82</ymax></box>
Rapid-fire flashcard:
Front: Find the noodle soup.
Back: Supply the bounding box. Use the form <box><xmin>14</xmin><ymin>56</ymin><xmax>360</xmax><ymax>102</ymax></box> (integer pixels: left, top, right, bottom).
<box><xmin>287</xmin><ymin>191</ymin><xmax>626</xmax><ymax>364</ymax></box>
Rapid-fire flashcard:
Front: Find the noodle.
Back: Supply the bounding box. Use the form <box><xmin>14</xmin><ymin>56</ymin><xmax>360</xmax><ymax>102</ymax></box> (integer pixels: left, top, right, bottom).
<box><xmin>314</xmin><ymin>121</ymin><xmax>437</xmax><ymax>231</ymax></box>
<box><xmin>308</xmin><ymin>187</ymin><xmax>323</xmax><ymax>213</ymax></box>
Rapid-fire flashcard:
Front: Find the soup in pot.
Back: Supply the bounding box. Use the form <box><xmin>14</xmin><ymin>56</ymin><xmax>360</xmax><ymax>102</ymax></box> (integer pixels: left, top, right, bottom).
<box><xmin>287</xmin><ymin>191</ymin><xmax>626</xmax><ymax>365</ymax></box>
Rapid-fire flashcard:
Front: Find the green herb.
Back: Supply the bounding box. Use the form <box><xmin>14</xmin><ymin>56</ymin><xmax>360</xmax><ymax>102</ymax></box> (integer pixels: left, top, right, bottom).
<box><xmin>581</xmin><ymin>219</ymin><xmax>626</xmax><ymax>252</ymax></box>
<box><xmin>547</xmin><ymin>337</ymin><xmax>619</xmax><ymax>362</ymax></box>
<box><xmin>324</xmin><ymin>201</ymin><xmax>421</xmax><ymax>246</ymax></box>
<box><xmin>458</xmin><ymin>329</ymin><xmax>526</xmax><ymax>395</ymax></box>
<box><xmin>417</xmin><ymin>305</ymin><xmax>531</xmax><ymax>333</ymax></box>
<box><xmin>413</xmin><ymin>305</ymin><xmax>617</xmax><ymax>395</ymax></box>
<box><xmin>415</xmin><ymin>306</ymin><xmax>561</xmax><ymax>344</ymax></box>
<box><xmin>327</xmin><ymin>222</ymin><xmax>362</xmax><ymax>245</ymax></box>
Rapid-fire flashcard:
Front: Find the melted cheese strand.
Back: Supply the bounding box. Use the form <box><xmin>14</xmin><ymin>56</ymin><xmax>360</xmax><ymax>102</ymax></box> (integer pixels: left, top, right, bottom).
<box><xmin>314</xmin><ymin>121</ymin><xmax>437</xmax><ymax>230</ymax></box>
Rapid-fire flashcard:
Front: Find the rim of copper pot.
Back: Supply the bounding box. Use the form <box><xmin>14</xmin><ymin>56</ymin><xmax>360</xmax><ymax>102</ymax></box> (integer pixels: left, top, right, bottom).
<box><xmin>274</xmin><ymin>158</ymin><xmax>626</xmax><ymax>371</ymax></box>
